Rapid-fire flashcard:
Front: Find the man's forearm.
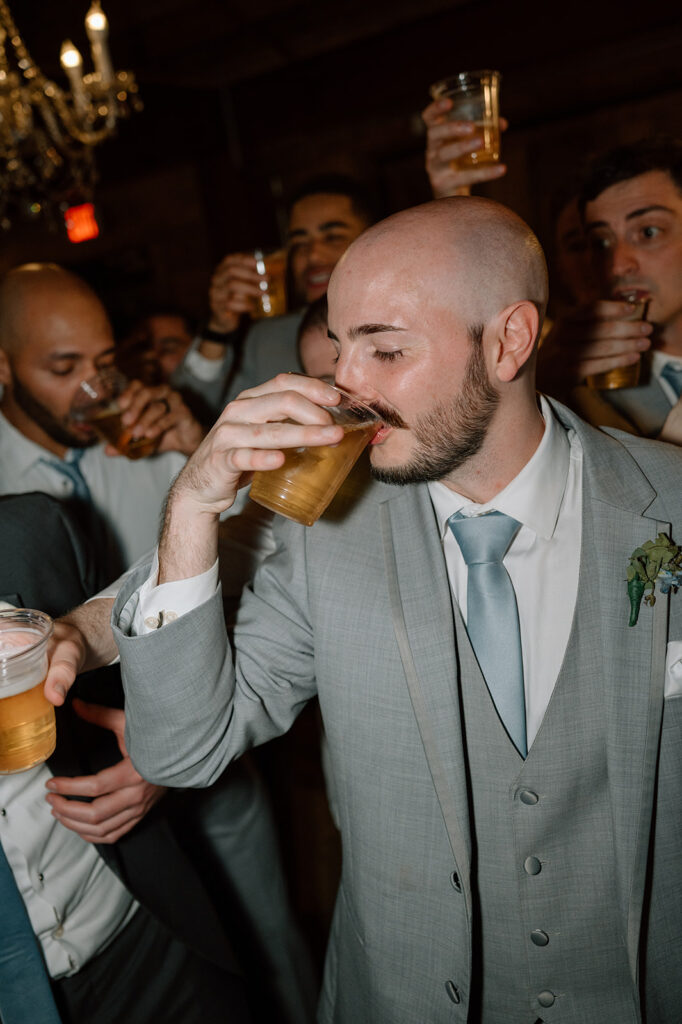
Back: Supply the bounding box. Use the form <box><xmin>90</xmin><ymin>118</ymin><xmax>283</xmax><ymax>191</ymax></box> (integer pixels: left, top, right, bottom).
<box><xmin>61</xmin><ymin>598</ymin><xmax>117</xmax><ymax>671</ymax></box>
<box><xmin>158</xmin><ymin>490</ymin><xmax>220</xmax><ymax>584</ymax></box>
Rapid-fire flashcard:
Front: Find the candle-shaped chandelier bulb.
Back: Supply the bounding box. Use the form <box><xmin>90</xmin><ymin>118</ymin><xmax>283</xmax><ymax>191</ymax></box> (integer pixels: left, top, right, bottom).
<box><xmin>60</xmin><ymin>40</ymin><xmax>87</xmax><ymax>114</ymax></box>
<box><xmin>85</xmin><ymin>1</ymin><xmax>113</xmax><ymax>87</ymax></box>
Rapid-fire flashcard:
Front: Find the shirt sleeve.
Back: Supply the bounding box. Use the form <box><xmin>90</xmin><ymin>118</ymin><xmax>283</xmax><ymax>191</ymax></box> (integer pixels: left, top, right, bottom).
<box><xmin>130</xmin><ymin>549</ymin><xmax>220</xmax><ymax>635</ymax></box>
<box><xmin>183</xmin><ymin>338</ymin><xmax>233</xmax><ymax>382</ymax></box>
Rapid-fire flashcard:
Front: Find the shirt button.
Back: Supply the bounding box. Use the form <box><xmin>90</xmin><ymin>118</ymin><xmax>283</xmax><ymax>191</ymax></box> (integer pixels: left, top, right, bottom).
<box><xmin>53</xmin><ymin>925</ymin><xmax>64</xmax><ymax>938</ymax></box>
<box><xmin>531</xmin><ymin>929</ymin><xmax>549</xmax><ymax>947</ymax></box>
<box><xmin>538</xmin><ymin>990</ymin><xmax>555</xmax><ymax>1007</ymax></box>
<box><xmin>143</xmin><ymin>615</ymin><xmax>161</xmax><ymax>630</ymax></box>
<box><xmin>37</xmin><ymin>872</ymin><xmax>45</xmax><ymax>884</ymax></box>
<box><xmin>161</xmin><ymin>609</ymin><xmax>178</xmax><ymax>624</ymax></box>
<box><xmin>445</xmin><ymin>980</ymin><xmax>461</xmax><ymax>1004</ymax></box>
<box><xmin>519</xmin><ymin>789</ymin><xmax>539</xmax><ymax>805</ymax></box>
<box><xmin>524</xmin><ymin>856</ymin><xmax>542</xmax><ymax>875</ymax></box>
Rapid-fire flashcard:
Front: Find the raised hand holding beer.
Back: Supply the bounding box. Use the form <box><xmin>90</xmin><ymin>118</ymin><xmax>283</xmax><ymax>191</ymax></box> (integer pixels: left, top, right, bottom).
<box><xmin>159</xmin><ymin>375</ymin><xmax>347</xmax><ymax>582</ymax></box>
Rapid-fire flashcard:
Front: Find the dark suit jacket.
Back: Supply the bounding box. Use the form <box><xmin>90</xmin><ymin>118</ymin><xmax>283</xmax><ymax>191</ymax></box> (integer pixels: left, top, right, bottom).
<box><xmin>0</xmin><ymin>492</ymin><xmax>240</xmax><ymax>977</ymax></box>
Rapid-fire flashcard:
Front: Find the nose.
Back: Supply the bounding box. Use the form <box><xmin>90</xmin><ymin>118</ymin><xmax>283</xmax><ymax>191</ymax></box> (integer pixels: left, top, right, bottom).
<box><xmin>334</xmin><ymin>349</ymin><xmax>375</xmax><ymax>403</ymax></box>
<box><xmin>607</xmin><ymin>237</ymin><xmax>639</xmax><ymax>281</ymax></box>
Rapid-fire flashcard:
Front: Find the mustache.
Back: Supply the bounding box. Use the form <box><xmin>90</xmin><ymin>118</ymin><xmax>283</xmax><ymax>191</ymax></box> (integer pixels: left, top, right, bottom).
<box><xmin>366</xmin><ymin>400</ymin><xmax>408</xmax><ymax>430</ymax></box>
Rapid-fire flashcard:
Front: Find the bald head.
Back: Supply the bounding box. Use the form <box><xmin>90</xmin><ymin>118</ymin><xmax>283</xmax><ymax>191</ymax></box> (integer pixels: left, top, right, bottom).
<box><xmin>0</xmin><ymin>264</ymin><xmax>110</xmax><ymax>356</ymax></box>
<box><xmin>330</xmin><ymin>196</ymin><xmax>548</xmax><ymax>336</ymax></box>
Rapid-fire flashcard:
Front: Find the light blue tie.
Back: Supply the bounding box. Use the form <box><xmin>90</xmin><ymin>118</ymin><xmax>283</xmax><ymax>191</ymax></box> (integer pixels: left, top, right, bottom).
<box><xmin>660</xmin><ymin>361</ymin><xmax>682</xmax><ymax>399</ymax></box>
<box><xmin>38</xmin><ymin>449</ymin><xmax>92</xmax><ymax>504</ymax></box>
<box><xmin>448</xmin><ymin>510</ymin><xmax>527</xmax><ymax>757</ymax></box>
<box><xmin>0</xmin><ymin>842</ymin><xmax>62</xmax><ymax>1023</ymax></box>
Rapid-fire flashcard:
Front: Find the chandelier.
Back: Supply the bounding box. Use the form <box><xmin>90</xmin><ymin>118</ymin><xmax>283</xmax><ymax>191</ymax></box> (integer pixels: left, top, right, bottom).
<box><xmin>0</xmin><ymin>0</ymin><xmax>141</xmax><ymax>229</ymax></box>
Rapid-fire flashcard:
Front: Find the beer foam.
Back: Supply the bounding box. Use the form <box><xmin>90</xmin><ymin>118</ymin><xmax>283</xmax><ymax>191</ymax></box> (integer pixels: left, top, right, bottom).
<box><xmin>0</xmin><ymin>628</ymin><xmax>48</xmax><ymax>697</ymax></box>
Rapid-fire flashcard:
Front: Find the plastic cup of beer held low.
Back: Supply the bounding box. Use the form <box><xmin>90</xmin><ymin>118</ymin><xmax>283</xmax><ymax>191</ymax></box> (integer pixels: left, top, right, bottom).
<box><xmin>429</xmin><ymin>69</ymin><xmax>502</xmax><ymax>170</ymax></box>
<box><xmin>252</xmin><ymin>248</ymin><xmax>287</xmax><ymax>319</ymax></box>
<box><xmin>70</xmin><ymin>367</ymin><xmax>160</xmax><ymax>459</ymax></box>
<box><xmin>249</xmin><ymin>384</ymin><xmax>381</xmax><ymax>526</ymax></box>
<box><xmin>585</xmin><ymin>290</ymin><xmax>650</xmax><ymax>391</ymax></box>
<box><xmin>0</xmin><ymin>609</ymin><xmax>56</xmax><ymax>774</ymax></box>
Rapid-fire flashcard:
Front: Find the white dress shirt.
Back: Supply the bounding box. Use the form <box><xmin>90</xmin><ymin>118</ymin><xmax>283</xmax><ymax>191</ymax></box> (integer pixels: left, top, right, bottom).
<box><xmin>0</xmin><ymin>411</ymin><xmax>186</xmax><ymax>570</ymax></box>
<box><xmin>428</xmin><ymin>396</ymin><xmax>583</xmax><ymax>746</ymax></box>
<box><xmin>0</xmin><ymin>767</ymin><xmax>137</xmax><ymax>978</ymax></box>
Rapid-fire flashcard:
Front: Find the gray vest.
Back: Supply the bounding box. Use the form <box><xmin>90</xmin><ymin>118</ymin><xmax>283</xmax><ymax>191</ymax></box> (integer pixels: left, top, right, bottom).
<box><xmin>454</xmin><ymin>577</ymin><xmax>641</xmax><ymax>1022</ymax></box>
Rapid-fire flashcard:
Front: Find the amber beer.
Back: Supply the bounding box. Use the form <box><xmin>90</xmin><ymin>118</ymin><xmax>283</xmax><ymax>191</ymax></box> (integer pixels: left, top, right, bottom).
<box><xmin>586</xmin><ymin>292</ymin><xmax>649</xmax><ymax>391</ymax></box>
<box><xmin>250</xmin><ymin>386</ymin><xmax>380</xmax><ymax>526</ymax></box>
<box><xmin>71</xmin><ymin>368</ymin><xmax>160</xmax><ymax>458</ymax></box>
<box><xmin>0</xmin><ymin>610</ymin><xmax>55</xmax><ymax>774</ymax></box>
<box><xmin>430</xmin><ymin>70</ymin><xmax>501</xmax><ymax>170</ymax></box>
<box><xmin>89</xmin><ymin>404</ymin><xmax>160</xmax><ymax>459</ymax></box>
<box><xmin>253</xmin><ymin>249</ymin><xmax>287</xmax><ymax>319</ymax></box>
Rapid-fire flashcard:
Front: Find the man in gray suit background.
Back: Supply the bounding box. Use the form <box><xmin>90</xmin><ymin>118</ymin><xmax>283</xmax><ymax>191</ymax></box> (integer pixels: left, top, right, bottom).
<box><xmin>49</xmin><ymin>197</ymin><xmax>682</xmax><ymax>1022</ymax></box>
<box><xmin>537</xmin><ymin>137</ymin><xmax>682</xmax><ymax>445</ymax></box>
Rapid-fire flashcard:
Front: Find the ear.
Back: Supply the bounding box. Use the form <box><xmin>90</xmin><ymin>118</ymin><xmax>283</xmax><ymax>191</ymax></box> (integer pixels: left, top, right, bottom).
<box><xmin>491</xmin><ymin>301</ymin><xmax>539</xmax><ymax>383</ymax></box>
<box><xmin>0</xmin><ymin>348</ymin><xmax>12</xmax><ymax>389</ymax></box>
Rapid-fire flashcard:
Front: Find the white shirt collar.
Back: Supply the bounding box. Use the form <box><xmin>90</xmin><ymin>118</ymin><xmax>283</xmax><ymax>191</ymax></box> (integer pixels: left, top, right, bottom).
<box><xmin>0</xmin><ymin>410</ymin><xmax>88</xmax><ymax>476</ymax></box>
<box><xmin>428</xmin><ymin>395</ymin><xmax>570</xmax><ymax>542</ymax></box>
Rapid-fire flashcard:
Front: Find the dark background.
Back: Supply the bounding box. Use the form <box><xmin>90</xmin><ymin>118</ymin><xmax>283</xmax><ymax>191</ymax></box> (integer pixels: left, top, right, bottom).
<box><xmin>5</xmin><ymin>0</ymin><xmax>682</xmax><ymax>324</ymax></box>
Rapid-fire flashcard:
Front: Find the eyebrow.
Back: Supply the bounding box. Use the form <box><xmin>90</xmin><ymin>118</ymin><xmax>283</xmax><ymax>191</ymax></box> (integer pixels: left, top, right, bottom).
<box><xmin>288</xmin><ymin>219</ymin><xmax>352</xmax><ymax>238</ymax></box>
<box><xmin>327</xmin><ymin>324</ymin><xmax>406</xmax><ymax>342</ymax></box>
<box><xmin>585</xmin><ymin>204</ymin><xmax>675</xmax><ymax>230</ymax></box>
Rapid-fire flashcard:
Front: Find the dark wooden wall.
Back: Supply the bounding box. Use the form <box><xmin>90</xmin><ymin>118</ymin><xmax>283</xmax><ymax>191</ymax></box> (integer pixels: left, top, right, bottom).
<box><xmin>3</xmin><ymin>0</ymin><xmax>682</xmax><ymax>326</ymax></box>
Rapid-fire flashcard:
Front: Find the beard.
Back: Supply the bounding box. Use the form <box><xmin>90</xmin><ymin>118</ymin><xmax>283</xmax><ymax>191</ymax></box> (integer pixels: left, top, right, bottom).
<box><xmin>370</xmin><ymin>328</ymin><xmax>500</xmax><ymax>486</ymax></box>
<box><xmin>11</xmin><ymin>373</ymin><xmax>96</xmax><ymax>450</ymax></box>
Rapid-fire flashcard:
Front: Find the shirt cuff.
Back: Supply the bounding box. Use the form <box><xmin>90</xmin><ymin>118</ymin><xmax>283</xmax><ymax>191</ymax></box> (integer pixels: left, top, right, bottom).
<box><xmin>184</xmin><ymin>338</ymin><xmax>231</xmax><ymax>382</ymax></box>
<box><xmin>131</xmin><ymin>549</ymin><xmax>220</xmax><ymax>635</ymax></box>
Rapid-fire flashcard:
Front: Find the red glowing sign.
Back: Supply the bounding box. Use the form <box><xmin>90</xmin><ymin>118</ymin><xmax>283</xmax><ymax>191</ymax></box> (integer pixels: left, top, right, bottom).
<box><xmin>64</xmin><ymin>203</ymin><xmax>100</xmax><ymax>243</ymax></box>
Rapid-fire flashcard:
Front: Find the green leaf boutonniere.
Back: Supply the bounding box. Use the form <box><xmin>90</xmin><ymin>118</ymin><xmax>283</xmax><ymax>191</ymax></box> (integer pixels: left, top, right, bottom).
<box><xmin>627</xmin><ymin>532</ymin><xmax>682</xmax><ymax>626</ymax></box>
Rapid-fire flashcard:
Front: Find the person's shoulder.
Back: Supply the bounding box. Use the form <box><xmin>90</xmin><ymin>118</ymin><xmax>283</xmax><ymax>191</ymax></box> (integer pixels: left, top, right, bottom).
<box><xmin>246</xmin><ymin>310</ymin><xmax>305</xmax><ymax>346</ymax></box>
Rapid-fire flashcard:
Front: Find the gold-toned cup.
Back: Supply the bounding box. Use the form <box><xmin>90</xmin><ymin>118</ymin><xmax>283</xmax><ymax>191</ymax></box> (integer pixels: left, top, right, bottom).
<box><xmin>429</xmin><ymin>69</ymin><xmax>502</xmax><ymax>170</ymax></box>
<box><xmin>585</xmin><ymin>295</ymin><xmax>648</xmax><ymax>391</ymax></box>
<box><xmin>249</xmin><ymin>385</ymin><xmax>380</xmax><ymax>526</ymax></box>
<box><xmin>0</xmin><ymin>610</ymin><xmax>55</xmax><ymax>774</ymax></box>
<box><xmin>253</xmin><ymin>249</ymin><xmax>287</xmax><ymax>319</ymax></box>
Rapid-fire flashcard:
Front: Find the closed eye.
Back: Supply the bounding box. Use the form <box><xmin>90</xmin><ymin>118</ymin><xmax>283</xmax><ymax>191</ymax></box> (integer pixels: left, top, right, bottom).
<box><xmin>374</xmin><ymin>350</ymin><xmax>402</xmax><ymax>362</ymax></box>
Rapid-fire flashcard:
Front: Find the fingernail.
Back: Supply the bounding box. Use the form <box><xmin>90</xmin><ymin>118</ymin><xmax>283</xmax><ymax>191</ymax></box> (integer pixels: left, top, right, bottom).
<box><xmin>55</xmin><ymin>685</ymin><xmax>65</xmax><ymax>701</ymax></box>
<box><xmin>46</xmin><ymin>780</ymin><xmax>56</xmax><ymax>791</ymax></box>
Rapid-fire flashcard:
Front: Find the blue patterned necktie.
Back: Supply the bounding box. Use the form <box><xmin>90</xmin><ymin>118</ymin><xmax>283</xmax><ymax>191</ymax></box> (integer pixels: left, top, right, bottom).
<box><xmin>660</xmin><ymin>361</ymin><xmax>682</xmax><ymax>400</ymax></box>
<box><xmin>0</xmin><ymin>842</ymin><xmax>62</xmax><ymax>1023</ymax></box>
<box><xmin>448</xmin><ymin>510</ymin><xmax>527</xmax><ymax>757</ymax></box>
<box><xmin>38</xmin><ymin>448</ymin><xmax>92</xmax><ymax>504</ymax></box>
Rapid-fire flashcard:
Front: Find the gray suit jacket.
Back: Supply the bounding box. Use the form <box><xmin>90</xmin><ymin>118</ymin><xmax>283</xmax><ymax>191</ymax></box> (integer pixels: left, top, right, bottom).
<box><xmin>171</xmin><ymin>312</ymin><xmax>304</xmax><ymax>421</ymax></box>
<box><xmin>114</xmin><ymin>402</ymin><xmax>682</xmax><ymax>1022</ymax></box>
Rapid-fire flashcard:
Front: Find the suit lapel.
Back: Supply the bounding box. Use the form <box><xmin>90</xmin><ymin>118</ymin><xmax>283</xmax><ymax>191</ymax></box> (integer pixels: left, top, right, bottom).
<box><xmin>552</xmin><ymin>401</ymin><xmax>669</xmax><ymax>978</ymax></box>
<box><xmin>379</xmin><ymin>484</ymin><xmax>473</xmax><ymax>913</ymax></box>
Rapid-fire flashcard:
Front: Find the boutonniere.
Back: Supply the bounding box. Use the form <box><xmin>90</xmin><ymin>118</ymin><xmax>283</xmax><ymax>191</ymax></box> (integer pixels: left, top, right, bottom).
<box><xmin>627</xmin><ymin>532</ymin><xmax>682</xmax><ymax>626</ymax></box>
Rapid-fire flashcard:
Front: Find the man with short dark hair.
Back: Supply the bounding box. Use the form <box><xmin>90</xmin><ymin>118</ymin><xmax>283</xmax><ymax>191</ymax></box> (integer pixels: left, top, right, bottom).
<box><xmin>537</xmin><ymin>137</ymin><xmax>682</xmax><ymax>443</ymax></box>
<box><xmin>172</xmin><ymin>174</ymin><xmax>375</xmax><ymax>419</ymax></box>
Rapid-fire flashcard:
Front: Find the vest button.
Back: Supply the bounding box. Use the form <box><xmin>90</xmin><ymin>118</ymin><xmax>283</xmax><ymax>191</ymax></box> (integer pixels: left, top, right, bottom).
<box><xmin>538</xmin><ymin>990</ymin><xmax>555</xmax><ymax>1007</ymax></box>
<box><xmin>450</xmin><ymin>871</ymin><xmax>462</xmax><ymax>893</ymax></box>
<box><xmin>524</xmin><ymin>856</ymin><xmax>542</xmax><ymax>875</ymax></box>
<box><xmin>519</xmin><ymin>789</ymin><xmax>539</xmax><ymax>805</ymax></box>
<box><xmin>445</xmin><ymin>980</ymin><xmax>461</xmax><ymax>1004</ymax></box>
<box><xmin>531</xmin><ymin>929</ymin><xmax>549</xmax><ymax>946</ymax></box>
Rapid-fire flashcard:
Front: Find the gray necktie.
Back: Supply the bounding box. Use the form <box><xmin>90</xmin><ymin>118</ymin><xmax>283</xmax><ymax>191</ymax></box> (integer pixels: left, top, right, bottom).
<box><xmin>38</xmin><ymin>449</ymin><xmax>92</xmax><ymax>504</ymax></box>
<box><xmin>0</xmin><ymin>842</ymin><xmax>62</xmax><ymax>1023</ymax></box>
<box><xmin>448</xmin><ymin>510</ymin><xmax>527</xmax><ymax>757</ymax></box>
<box><xmin>660</xmin><ymin>361</ymin><xmax>682</xmax><ymax>399</ymax></box>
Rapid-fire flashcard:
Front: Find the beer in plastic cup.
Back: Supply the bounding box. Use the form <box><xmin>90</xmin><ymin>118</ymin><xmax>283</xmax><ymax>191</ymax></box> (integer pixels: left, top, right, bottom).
<box><xmin>253</xmin><ymin>249</ymin><xmax>287</xmax><ymax>319</ymax></box>
<box><xmin>70</xmin><ymin>367</ymin><xmax>160</xmax><ymax>459</ymax></box>
<box><xmin>586</xmin><ymin>291</ymin><xmax>649</xmax><ymax>391</ymax></box>
<box><xmin>429</xmin><ymin>69</ymin><xmax>502</xmax><ymax>170</ymax></box>
<box><xmin>0</xmin><ymin>609</ymin><xmax>56</xmax><ymax>774</ymax></box>
<box><xmin>249</xmin><ymin>385</ymin><xmax>380</xmax><ymax>526</ymax></box>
